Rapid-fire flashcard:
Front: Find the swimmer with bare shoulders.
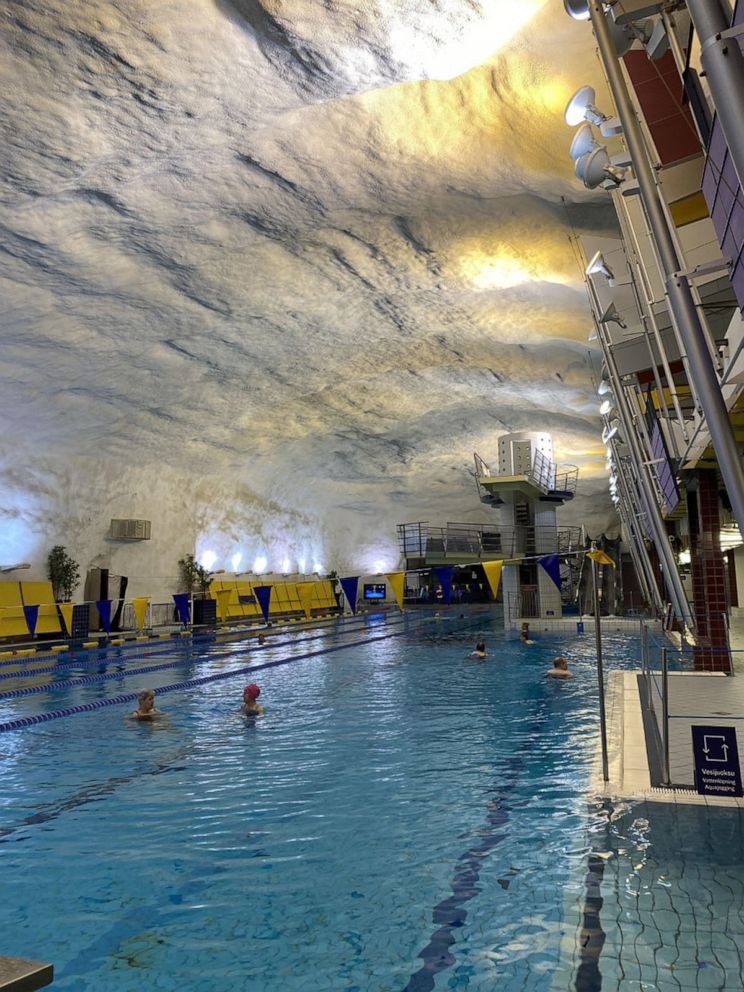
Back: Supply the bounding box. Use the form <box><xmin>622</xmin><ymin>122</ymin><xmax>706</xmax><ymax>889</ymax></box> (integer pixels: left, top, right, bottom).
<box><xmin>546</xmin><ymin>656</ymin><xmax>572</xmax><ymax>679</ymax></box>
<box><xmin>240</xmin><ymin>683</ymin><xmax>264</xmax><ymax>717</ymax></box>
<box><xmin>520</xmin><ymin>622</ymin><xmax>535</xmax><ymax>645</ymax></box>
<box><xmin>128</xmin><ymin>688</ymin><xmax>164</xmax><ymax>720</ymax></box>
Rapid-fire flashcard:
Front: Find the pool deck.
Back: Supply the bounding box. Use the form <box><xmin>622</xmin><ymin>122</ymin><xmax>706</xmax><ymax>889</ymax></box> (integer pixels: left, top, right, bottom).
<box><xmin>595</xmin><ymin>669</ymin><xmax>744</xmax><ymax>807</ymax></box>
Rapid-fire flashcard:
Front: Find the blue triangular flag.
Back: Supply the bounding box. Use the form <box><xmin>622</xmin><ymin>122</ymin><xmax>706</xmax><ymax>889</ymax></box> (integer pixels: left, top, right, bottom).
<box><xmin>23</xmin><ymin>604</ymin><xmax>39</xmax><ymax>638</ymax></box>
<box><xmin>173</xmin><ymin>593</ymin><xmax>190</xmax><ymax>625</ymax></box>
<box><xmin>253</xmin><ymin>585</ymin><xmax>273</xmax><ymax>622</ymax></box>
<box><xmin>340</xmin><ymin>576</ymin><xmax>359</xmax><ymax>614</ymax></box>
<box><xmin>538</xmin><ymin>554</ymin><xmax>562</xmax><ymax>591</ymax></box>
<box><xmin>96</xmin><ymin>599</ymin><xmax>112</xmax><ymax>633</ymax></box>
<box><xmin>434</xmin><ymin>566</ymin><xmax>454</xmax><ymax>605</ymax></box>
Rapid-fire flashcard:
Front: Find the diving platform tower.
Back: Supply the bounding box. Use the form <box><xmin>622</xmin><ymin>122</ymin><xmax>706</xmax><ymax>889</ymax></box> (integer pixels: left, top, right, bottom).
<box><xmin>474</xmin><ymin>433</ymin><xmax>579</xmax><ymax>624</ymax></box>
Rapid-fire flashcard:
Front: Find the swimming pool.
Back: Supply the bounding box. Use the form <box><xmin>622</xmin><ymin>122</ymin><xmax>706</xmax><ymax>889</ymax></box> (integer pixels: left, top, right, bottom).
<box><xmin>1</xmin><ymin>614</ymin><xmax>741</xmax><ymax>990</ymax></box>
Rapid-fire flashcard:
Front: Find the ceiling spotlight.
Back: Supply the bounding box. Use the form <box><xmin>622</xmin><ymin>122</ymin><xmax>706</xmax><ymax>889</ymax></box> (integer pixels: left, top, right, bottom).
<box><xmin>569</xmin><ymin>123</ymin><xmax>598</xmax><ymax>160</ymax></box>
<box><xmin>600</xmin><ymin>399</ymin><xmax>613</xmax><ymax>416</ymax></box>
<box><xmin>565</xmin><ymin>85</ymin><xmax>605</xmax><ymax>127</ymax></box>
<box><xmin>575</xmin><ymin>146</ymin><xmax>628</xmax><ymax>190</ymax></box>
<box><xmin>598</xmin><ymin>379</ymin><xmax>612</xmax><ymax>396</ymax></box>
<box><xmin>587</xmin><ymin>251</ymin><xmax>615</xmax><ymax>281</ymax></box>
<box><xmin>564</xmin><ymin>0</ymin><xmax>589</xmax><ymax>19</ymax></box>
<box><xmin>602</xmin><ymin>420</ymin><xmax>621</xmax><ymax>443</ymax></box>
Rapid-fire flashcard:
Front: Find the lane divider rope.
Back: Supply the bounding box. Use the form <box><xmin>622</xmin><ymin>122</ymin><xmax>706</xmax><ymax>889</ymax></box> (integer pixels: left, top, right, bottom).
<box><xmin>0</xmin><ymin>627</ymin><xmax>417</xmax><ymax>733</ymax></box>
<box><xmin>0</xmin><ymin>616</ymin><xmax>411</xmax><ymax>698</ymax></box>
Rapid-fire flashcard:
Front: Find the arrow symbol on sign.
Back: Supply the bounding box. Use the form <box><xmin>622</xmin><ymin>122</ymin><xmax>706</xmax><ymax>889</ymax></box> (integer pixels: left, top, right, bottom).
<box><xmin>702</xmin><ymin>735</ymin><xmax>729</xmax><ymax>762</ymax></box>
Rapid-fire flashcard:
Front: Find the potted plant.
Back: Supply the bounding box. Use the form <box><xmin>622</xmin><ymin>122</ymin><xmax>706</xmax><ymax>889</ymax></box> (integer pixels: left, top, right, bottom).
<box><xmin>47</xmin><ymin>545</ymin><xmax>80</xmax><ymax>602</ymax></box>
<box><xmin>47</xmin><ymin>545</ymin><xmax>87</xmax><ymax>638</ymax></box>
<box><xmin>178</xmin><ymin>554</ymin><xmax>216</xmax><ymax>626</ymax></box>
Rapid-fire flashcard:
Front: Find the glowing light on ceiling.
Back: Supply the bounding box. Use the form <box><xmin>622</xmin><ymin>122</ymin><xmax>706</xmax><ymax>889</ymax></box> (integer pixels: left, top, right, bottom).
<box><xmin>231</xmin><ymin>552</ymin><xmax>242</xmax><ymax>571</ymax></box>
<box><xmin>459</xmin><ymin>249</ymin><xmax>568</xmax><ymax>291</ymax></box>
<box><xmin>313</xmin><ymin>562</ymin><xmax>323</xmax><ymax>573</ymax></box>
<box><xmin>200</xmin><ymin>550</ymin><xmax>217</xmax><ymax>570</ymax></box>
<box><xmin>254</xmin><ymin>556</ymin><xmax>267</xmax><ymax>573</ymax></box>
<box><xmin>389</xmin><ymin>2</ymin><xmax>545</xmax><ymax>81</ymax></box>
<box><xmin>282</xmin><ymin>558</ymin><xmax>290</xmax><ymax>573</ymax></box>
<box><xmin>298</xmin><ymin>558</ymin><xmax>306</xmax><ymax>573</ymax></box>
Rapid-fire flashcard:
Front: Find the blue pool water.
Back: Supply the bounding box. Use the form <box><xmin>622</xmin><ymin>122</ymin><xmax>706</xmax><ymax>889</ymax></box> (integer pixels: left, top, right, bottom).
<box><xmin>1</xmin><ymin>614</ymin><xmax>742</xmax><ymax>990</ymax></box>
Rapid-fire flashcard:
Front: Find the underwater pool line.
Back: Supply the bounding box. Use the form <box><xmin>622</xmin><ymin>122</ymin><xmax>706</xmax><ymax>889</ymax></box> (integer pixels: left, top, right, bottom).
<box><xmin>0</xmin><ymin>622</ymin><xmax>430</xmax><ymax>733</ymax></box>
<box><xmin>401</xmin><ymin>688</ymin><xmax>587</xmax><ymax>992</ymax></box>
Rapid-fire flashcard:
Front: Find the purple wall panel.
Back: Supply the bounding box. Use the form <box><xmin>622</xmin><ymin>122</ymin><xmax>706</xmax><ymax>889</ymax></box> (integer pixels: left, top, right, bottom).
<box><xmin>701</xmin><ymin>0</ymin><xmax>744</xmax><ymax>312</ymax></box>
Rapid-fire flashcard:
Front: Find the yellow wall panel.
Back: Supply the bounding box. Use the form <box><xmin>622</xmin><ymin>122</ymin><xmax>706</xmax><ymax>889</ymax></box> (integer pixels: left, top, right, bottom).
<box><xmin>20</xmin><ymin>581</ymin><xmax>61</xmax><ymax>634</ymax></box>
<box><xmin>0</xmin><ymin>582</ymin><xmax>28</xmax><ymax>638</ymax></box>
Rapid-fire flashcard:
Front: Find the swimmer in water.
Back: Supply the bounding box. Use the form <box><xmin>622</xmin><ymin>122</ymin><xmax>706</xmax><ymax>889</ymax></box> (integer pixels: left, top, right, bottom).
<box><xmin>257</xmin><ymin>633</ymin><xmax>266</xmax><ymax>645</ymax></box>
<box><xmin>466</xmin><ymin>639</ymin><xmax>487</xmax><ymax>661</ymax></box>
<box><xmin>519</xmin><ymin>622</ymin><xmax>534</xmax><ymax>645</ymax></box>
<box><xmin>240</xmin><ymin>683</ymin><xmax>264</xmax><ymax>717</ymax></box>
<box><xmin>129</xmin><ymin>688</ymin><xmax>164</xmax><ymax>720</ymax></box>
<box><xmin>546</xmin><ymin>656</ymin><xmax>572</xmax><ymax>679</ymax></box>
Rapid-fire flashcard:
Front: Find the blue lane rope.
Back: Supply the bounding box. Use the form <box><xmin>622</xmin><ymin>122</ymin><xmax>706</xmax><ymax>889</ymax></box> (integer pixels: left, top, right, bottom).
<box><xmin>0</xmin><ymin>615</ymin><xmax>413</xmax><ymax>698</ymax></box>
<box><xmin>0</xmin><ymin>627</ymin><xmax>416</xmax><ymax>733</ymax></box>
<box><xmin>0</xmin><ymin>620</ymin><xmax>401</xmax><ymax>680</ymax></box>
<box><xmin>0</xmin><ymin>616</ymin><xmax>412</xmax><ymax>702</ymax></box>
<box><xmin>0</xmin><ymin>610</ymin><xmax>364</xmax><ymax>670</ymax></box>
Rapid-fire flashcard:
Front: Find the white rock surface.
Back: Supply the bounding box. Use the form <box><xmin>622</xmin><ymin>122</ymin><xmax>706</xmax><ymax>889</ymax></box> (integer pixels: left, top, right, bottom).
<box><xmin>0</xmin><ymin>0</ymin><xmax>618</xmax><ymax>594</ymax></box>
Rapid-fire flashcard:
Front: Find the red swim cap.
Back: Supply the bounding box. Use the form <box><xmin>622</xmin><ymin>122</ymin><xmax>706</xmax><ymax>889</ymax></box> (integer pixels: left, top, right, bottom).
<box><xmin>244</xmin><ymin>683</ymin><xmax>261</xmax><ymax>700</ymax></box>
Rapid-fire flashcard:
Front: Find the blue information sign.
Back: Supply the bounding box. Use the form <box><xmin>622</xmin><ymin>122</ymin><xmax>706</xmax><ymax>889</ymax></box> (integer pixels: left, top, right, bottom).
<box><xmin>691</xmin><ymin>725</ymin><xmax>743</xmax><ymax>797</ymax></box>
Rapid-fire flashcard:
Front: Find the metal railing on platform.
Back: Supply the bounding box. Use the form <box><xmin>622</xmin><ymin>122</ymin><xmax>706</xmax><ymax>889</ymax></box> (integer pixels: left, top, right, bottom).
<box><xmin>640</xmin><ymin>619</ymin><xmax>736</xmax><ymax>789</ymax></box>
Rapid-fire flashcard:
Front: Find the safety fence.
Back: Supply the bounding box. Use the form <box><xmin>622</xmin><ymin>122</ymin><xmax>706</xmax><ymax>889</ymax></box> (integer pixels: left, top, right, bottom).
<box><xmin>640</xmin><ymin>620</ymin><xmax>739</xmax><ymax>789</ymax></box>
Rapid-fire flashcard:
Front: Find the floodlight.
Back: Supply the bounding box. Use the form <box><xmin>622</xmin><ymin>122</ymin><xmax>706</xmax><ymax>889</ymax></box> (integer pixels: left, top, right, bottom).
<box><xmin>588</xmin><ymin>326</ymin><xmax>598</xmax><ymax>341</ymax></box>
<box><xmin>598</xmin><ymin>379</ymin><xmax>611</xmax><ymax>396</ymax></box>
<box><xmin>575</xmin><ymin>146</ymin><xmax>627</xmax><ymax>190</ymax></box>
<box><xmin>565</xmin><ymin>85</ymin><xmax>605</xmax><ymax>127</ymax></box>
<box><xmin>569</xmin><ymin>123</ymin><xmax>597</xmax><ymax>160</ymax></box>
<box><xmin>586</xmin><ymin>251</ymin><xmax>615</xmax><ymax>281</ymax></box>
<box><xmin>602</xmin><ymin>420</ymin><xmax>621</xmax><ymax>443</ymax></box>
<box><xmin>600</xmin><ymin>399</ymin><xmax>613</xmax><ymax>416</ymax></box>
<box><xmin>563</xmin><ymin>0</ymin><xmax>589</xmax><ymax>19</ymax></box>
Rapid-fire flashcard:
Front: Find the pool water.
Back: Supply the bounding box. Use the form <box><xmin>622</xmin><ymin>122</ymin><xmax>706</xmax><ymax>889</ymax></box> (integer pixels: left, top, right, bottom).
<box><xmin>1</xmin><ymin>615</ymin><xmax>742</xmax><ymax>990</ymax></box>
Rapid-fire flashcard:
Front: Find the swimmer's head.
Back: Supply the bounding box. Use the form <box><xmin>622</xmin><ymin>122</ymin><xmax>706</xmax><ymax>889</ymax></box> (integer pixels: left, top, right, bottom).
<box><xmin>553</xmin><ymin>656</ymin><xmax>568</xmax><ymax>670</ymax></box>
<box><xmin>244</xmin><ymin>683</ymin><xmax>261</xmax><ymax>701</ymax></box>
<box><xmin>138</xmin><ymin>688</ymin><xmax>155</xmax><ymax>711</ymax></box>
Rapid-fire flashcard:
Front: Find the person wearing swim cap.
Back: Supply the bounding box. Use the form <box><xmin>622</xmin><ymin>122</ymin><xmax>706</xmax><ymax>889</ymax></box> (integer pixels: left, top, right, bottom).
<box><xmin>240</xmin><ymin>683</ymin><xmax>264</xmax><ymax>717</ymax></box>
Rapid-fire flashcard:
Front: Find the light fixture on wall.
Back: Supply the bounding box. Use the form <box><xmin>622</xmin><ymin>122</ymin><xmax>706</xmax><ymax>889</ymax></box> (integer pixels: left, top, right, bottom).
<box><xmin>586</xmin><ymin>251</ymin><xmax>616</xmax><ymax>282</ymax></box>
<box><xmin>602</xmin><ymin>420</ymin><xmax>621</xmax><ymax>443</ymax></box>
<box><xmin>564</xmin><ymin>85</ymin><xmax>622</xmax><ymax>136</ymax></box>
<box><xmin>575</xmin><ymin>146</ymin><xmax>628</xmax><ymax>190</ymax></box>
<box><xmin>569</xmin><ymin>123</ymin><xmax>598</xmax><ymax>160</ymax></box>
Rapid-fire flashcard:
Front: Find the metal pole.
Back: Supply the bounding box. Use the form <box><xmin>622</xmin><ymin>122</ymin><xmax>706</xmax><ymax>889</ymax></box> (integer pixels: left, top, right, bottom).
<box><xmin>592</xmin><ymin>554</ymin><xmax>610</xmax><ymax>783</ymax></box>
<box><xmin>687</xmin><ymin>0</ymin><xmax>744</xmax><ymax>193</ymax></box>
<box><xmin>661</xmin><ymin>646</ymin><xmax>671</xmax><ymax>786</ymax></box>
<box><xmin>588</xmin><ymin>1</ymin><xmax>744</xmax><ymax>542</ymax></box>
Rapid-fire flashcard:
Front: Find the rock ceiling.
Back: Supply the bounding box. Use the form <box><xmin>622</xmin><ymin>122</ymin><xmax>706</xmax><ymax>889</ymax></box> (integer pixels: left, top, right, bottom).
<box><xmin>0</xmin><ymin>0</ymin><xmax>619</xmax><ymax>571</ymax></box>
